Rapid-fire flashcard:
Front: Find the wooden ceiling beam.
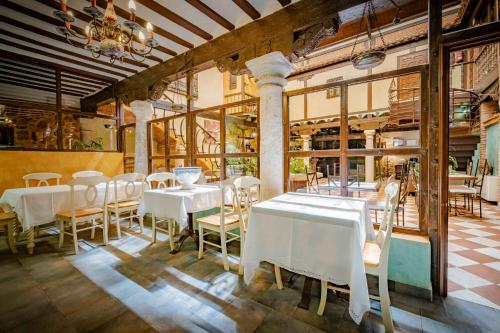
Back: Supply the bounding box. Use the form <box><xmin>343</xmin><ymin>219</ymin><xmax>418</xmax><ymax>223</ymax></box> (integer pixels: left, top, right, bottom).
<box><xmin>0</xmin><ymin>71</ymin><xmax>95</xmax><ymax>93</ymax></box>
<box><xmin>82</xmin><ymin>0</ymin><xmax>364</xmax><ymax>110</ymax></box>
<box><xmin>61</xmin><ymin>77</ymin><xmax>105</xmax><ymax>90</ymax></box>
<box><xmin>232</xmin><ymin>0</ymin><xmax>261</xmax><ymax>20</ymax></box>
<box><xmin>133</xmin><ymin>0</ymin><xmax>213</xmax><ymax>40</ymax></box>
<box><xmin>80</xmin><ymin>0</ymin><xmax>189</xmax><ymax>52</ymax></box>
<box><xmin>0</xmin><ymin>37</ymin><xmax>129</xmax><ymax>78</ymax></box>
<box><xmin>0</xmin><ymin>49</ymin><xmax>117</xmax><ymax>83</ymax></box>
<box><xmin>0</xmin><ymin>58</ymin><xmax>55</xmax><ymax>75</ymax></box>
<box><xmin>61</xmin><ymin>73</ymin><xmax>110</xmax><ymax>85</ymax></box>
<box><xmin>0</xmin><ymin>27</ymin><xmax>138</xmax><ymax>74</ymax></box>
<box><xmin>316</xmin><ymin>0</ymin><xmax>458</xmax><ymax>48</ymax></box>
<box><xmin>0</xmin><ymin>63</ymin><xmax>55</xmax><ymax>81</ymax></box>
<box><xmin>1</xmin><ymin>1</ymin><xmax>162</xmax><ymax>63</ymax></box>
<box><xmin>185</xmin><ymin>0</ymin><xmax>235</xmax><ymax>31</ymax></box>
<box><xmin>277</xmin><ymin>0</ymin><xmax>292</xmax><ymax>7</ymax></box>
<box><xmin>0</xmin><ymin>78</ymin><xmax>85</xmax><ymax>97</ymax></box>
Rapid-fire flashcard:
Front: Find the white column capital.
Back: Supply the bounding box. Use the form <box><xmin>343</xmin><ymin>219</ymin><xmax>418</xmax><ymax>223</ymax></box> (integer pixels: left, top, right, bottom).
<box><xmin>364</xmin><ymin>129</ymin><xmax>376</xmax><ymax>136</ymax></box>
<box><xmin>130</xmin><ymin>100</ymin><xmax>154</xmax><ymax>121</ymax></box>
<box><xmin>245</xmin><ymin>52</ymin><xmax>296</xmax><ymax>88</ymax></box>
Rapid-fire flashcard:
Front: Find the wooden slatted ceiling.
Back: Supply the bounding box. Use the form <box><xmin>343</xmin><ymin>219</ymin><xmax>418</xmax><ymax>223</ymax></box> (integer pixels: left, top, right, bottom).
<box><xmin>0</xmin><ymin>0</ymin><xmax>298</xmax><ymax>88</ymax></box>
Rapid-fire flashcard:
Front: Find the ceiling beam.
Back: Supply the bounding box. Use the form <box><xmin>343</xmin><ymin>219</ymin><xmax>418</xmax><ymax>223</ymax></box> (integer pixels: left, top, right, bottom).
<box><xmin>61</xmin><ymin>77</ymin><xmax>105</xmax><ymax>90</ymax></box>
<box><xmin>1</xmin><ymin>1</ymin><xmax>162</xmax><ymax>63</ymax></box>
<box><xmin>0</xmin><ymin>27</ymin><xmax>138</xmax><ymax>74</ymax></box>
<box><xmin>82</xmin><ymin>0</ymin><xmax>364</xmax><ymax>110</ymax></box>
<box><xmin>0</xmin><ymin>58</ymin><xmax>55</xmax><ymax>75</ymax></box>
<box><xmin>185</xmin><ymin>0</ymin><xmax>235</xmax><ymax>31</ymax></box>
<box><xmin>316</xmin><ymin>0</ymin><xmax>458</xmax><ymax>48</ymax></box>
<box><xmin>232</xmin><ymin>0</ymin><xmax>261</xmax><ymax>20</ymax></box>
<box><xmin>61</xmin><ymin>73</ymin><xmax>109</xmax><ymax>86</ymax></box>
<box><xmin>0</xmin><ymin>78</ymin><xmax>85</xmax><ymax>97</ymax></box>
<box><xmin>80</xmin><ymin>0</ymin><xmax>190</xmax><ymax>51</ymax></box>
<box><xmin>134</xmin><ymin>0</ymin><xmax>213</xmax><ymax>40</ymax></box>
<box><xmin>0</xmin><ymin>37</ymin><xmax>129</xmax><ymax>78</ymax></box>
<box><xmin>0</xmin><ymin>63</ymin><xmax>55</xmax><ymax>81</ymax></box>
<box><xmin>0</xmin><ymin>49</ymin><xmax>116</xmax><ymax>83</ymax></box>
<box><xmin>0</xmin><ymin>71</ymin><xmax>54</xmax><ymax>86</ymax></box>
<box><xmin>277</xmin><ymin>0</ymin><xmax>292</xmax><ymax>6</ymax></box>
<box><xmin>0</xmin><ymin>71</ymin><xmax>95</xmax><ymax>93</ymax></box>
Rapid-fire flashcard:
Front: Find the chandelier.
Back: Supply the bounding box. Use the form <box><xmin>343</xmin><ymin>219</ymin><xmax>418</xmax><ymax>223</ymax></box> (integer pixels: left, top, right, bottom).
<box><xmin>53</xmin><ymin>0</ymin><xmax>158</xmax><ymax>63</ymax></box>
<box><xmin>350</xmin><ymin>0</ymin><xmax>387</xmax><ymax>70</ymax></box>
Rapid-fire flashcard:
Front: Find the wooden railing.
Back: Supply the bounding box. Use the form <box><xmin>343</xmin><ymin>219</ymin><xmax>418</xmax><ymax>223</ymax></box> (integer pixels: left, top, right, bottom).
<box><xmin>473</xmin><ymin>43</ymin><xmax>498</xmax><ymax>87</ymax></box>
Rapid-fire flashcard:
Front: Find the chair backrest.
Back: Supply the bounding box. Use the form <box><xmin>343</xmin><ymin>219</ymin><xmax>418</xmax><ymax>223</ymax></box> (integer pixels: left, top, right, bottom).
<box><xmin>72</xmin><ymin>170</ymin><xmax>104</xmax><ymax>178</ymax></box>
<box><xmin>111</xmin><ymin>173</ymin><xmax>146</xmax><ymax>205</ymax></box>
<box><xmin>23</xmin><ymin>172</ymin><xmax>62</xmax><ymax>187</ymax></box>
<box><xmin>146</xmin><ymin>172</ymin><xmax>177</xmax><ymax>189</ymax></box>
<box><xmin>67</xmin><ymin>175</ymin><xmax>110</xmax><ymax>218</ymax></box>
<box><xmin>305</xmin><ymin>166</ymin><xmax>319</xmax><ymax>193</ymax></box>
<box><xmin>234</xmin><ymin>176</ymin><xmax>260</xmax><ymax>231</ymax></box>
<box><xmin>376</xmin><ymin>181</ymin><xmax>399</xmax><ymax>272</ymax></box>
<box><xmin>475</xmin><ymin>160</ymin><xmax>490</xmax><ymax>193</ymax></box>
<box><xmin>219</xmin><ymin>178</ymin><xmax>243</xmax><ymax>231</ymax></box>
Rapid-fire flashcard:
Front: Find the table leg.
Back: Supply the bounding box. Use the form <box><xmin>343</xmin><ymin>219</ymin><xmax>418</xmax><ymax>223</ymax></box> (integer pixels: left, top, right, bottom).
<box><xmin>26</xmin><ymin>227</ymin><xmax>35</xmax><ymax>255</ymax></box>
<box><xmin>298</xmin><ymin>276</ymin><xmax>314</xmax><ymax>309</ymax></box>
<box><xmin>170</xmin><ymin>213</ymin><xmax>198</xmax><ymax>254</ymax></box>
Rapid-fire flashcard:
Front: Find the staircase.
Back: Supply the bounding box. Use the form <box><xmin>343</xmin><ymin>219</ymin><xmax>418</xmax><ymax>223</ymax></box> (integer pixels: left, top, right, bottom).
<box><xmin>449</xmin><ymin>134</ymin><xmax>480</xmax><ymax>171</ymax></box>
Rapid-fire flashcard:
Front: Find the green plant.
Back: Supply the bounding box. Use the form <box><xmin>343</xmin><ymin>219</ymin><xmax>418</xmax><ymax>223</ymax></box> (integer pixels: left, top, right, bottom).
<box><xmin>448</xmin><ymin>156</ymin><xmax>458</xmax><ymax>171</ymax></box>
<box><xmin>72</xmin><ymin>137</ymin><xmax>104</xmax><ymax>151</ymax></box>
<box><xmin>289</xmin><ymin>158</ymin><xmax>306</xmax><ymax>174</ymax></box>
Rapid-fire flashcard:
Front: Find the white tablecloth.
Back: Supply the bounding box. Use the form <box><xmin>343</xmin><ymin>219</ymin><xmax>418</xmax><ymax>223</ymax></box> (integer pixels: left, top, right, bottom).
<box><xmin>138</xmin><ymin>185</ymin><xmax>221</xmax><ymax>229</ymax></box>
<box><xmin>0</xmin><ymin>183</ymin><xmax>143</xmax><ymax>230</ymax></box>
<box><xmin>243</xmin><ymin>192</ymin><xmax>375</xmax><ymax>324</ymax></box>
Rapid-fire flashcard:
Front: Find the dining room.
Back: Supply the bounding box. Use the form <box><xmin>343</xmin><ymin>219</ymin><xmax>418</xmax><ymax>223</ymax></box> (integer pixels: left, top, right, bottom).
<box><xmin>1</xmin><ymin>1</ymin><xmax>500</xmax><ymax>332</ymax></box>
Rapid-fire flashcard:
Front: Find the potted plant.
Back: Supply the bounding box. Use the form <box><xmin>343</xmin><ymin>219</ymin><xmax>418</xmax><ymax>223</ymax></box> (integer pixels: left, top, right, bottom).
<box><xmin>448</xmin><ymin>156</ymin><xmax>458</xmax><ymax>173</ymax></box>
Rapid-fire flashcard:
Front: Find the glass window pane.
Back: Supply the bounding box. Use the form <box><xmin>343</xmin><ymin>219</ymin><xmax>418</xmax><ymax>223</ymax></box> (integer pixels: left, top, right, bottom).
<box><xmin>348</xmin><ymin>74</ymin><xmax>421</xmax><ymax>149</ymax></box>
<box><xmin>151</xmin><ymin>158</ymin><xmax>166</xmax><ymax>172</ymax></box>
<box><xmin>225</xmin><ymin>103</ymin><xmax>258</xmax><ymax>153</ymax></box>
<box><xmin>195</xmin><ymin>110</ymin><xmax>220</xmax><ymax>155</ymax></box>
<box><xmin>196</xmin><ymin>158</ymin><xmax>221</xmax><ymax>183</ymax></box>
<box><xmin>150</xmin><ymin>120</ymin><xmax>165</xmax><ymax>157</ymax></box>
<box><xmin>70</xmin><ymin>115</ymin><xmax>117</xmax><ymax>151</ymax></box>
<box><xmin>123</xmin><ymin>126</ymin><xmax>135</xmax><ymax>157</ymax></box>
<box><xmin>288</xmin><ymin>157</ymin><xmax>341</xmax><ymax>195</ymax></box>
<box><xmin>168</xmin><ymin>158</ymin><xmax>185</xmax><ymax>171</ymax></box>
<box><xmin>349</xmin><ymin>155</ymin><xmax>420</xmax><ymax>230</ymax></box>
<box><xmin>168</xmin><ymin>116</ymin><xmax>187</xmax><ymax>155</ymax></box>
<box><xmin>225</xmin><ymin>157</ymin><xmax>257</xmax><ymax>178</ymax></box>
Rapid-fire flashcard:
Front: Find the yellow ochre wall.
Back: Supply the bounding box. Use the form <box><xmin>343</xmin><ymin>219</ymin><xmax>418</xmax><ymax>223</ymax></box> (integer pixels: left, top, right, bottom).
<box><xmin>0</xmin><ymin>151</ymin><xmax>124</xmax><ymax>196</ymax></box>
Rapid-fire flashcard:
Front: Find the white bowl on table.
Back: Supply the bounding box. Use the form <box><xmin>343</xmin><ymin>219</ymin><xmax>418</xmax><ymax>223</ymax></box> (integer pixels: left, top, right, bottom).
<box><xmin>173</xmin><ymin>167</ymin><xmax>202</xmax><ymax>190</ymax></box>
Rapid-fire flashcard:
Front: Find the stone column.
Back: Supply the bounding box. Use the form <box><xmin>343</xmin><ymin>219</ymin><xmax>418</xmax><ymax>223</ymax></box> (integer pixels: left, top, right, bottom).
<box><xmin>301</xmin><ymin>134</ymin><xmax>311</xmax><ymax>167</ymax></box>
<box><xmin>246</xmin><ymin>52</ymin><xmax>296</xmax><ymax>199</ymax></box>
<box><xmin>364</xmin><ymin>129</ymin><xmax>376</xmax><ymax>182</ymax></box>
<box><xmin>130</xmin><ymin>100</ymin><xmax>154</xmax><ymax>175</ymax></box>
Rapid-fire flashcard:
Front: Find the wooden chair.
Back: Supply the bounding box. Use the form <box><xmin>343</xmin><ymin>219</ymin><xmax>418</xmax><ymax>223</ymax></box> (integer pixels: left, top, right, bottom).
<box><xmin>107</xmin><ymin>173</ymin><xmax>146</xmax><ymax>239</ymax></box>
<box><xmin>147</xmin><ymin>172</ymin><xmax>178</xmax><ymax>250</ymax></box>
<box><xmin>57</xmin><ymin>176</ymin><xmax>110</xmax><ymax>255</ymax></box>
<box><xmin>72</xmin><ymin>170</ymin><xmax>104</xmax><ymax>178</ymax></box>
<box><xmin>297</xmin><ymin>166</ymin><xmax>320</xmax><ymax>194</ymax></box>
<box><xmin>197</xmin><ymin>178</ymin><xmax>244</xmax><ymax>272</ymax></box>
<box><xmin>0</xmin><ymin>211</ymin><xmax>17</xmax><ymax>254</ymax></box>
<box><xmin>234</xmin><ymin>176</ymin><xmax>260</xmax><ymax>274</ymax></box>
<box><xmin>316</xmin><ymin>181</ymin><xmax>399</xmax><ymax>333</ymax></box>
<box><xmin>449</xmin><ymin>160</ymin><xmax>489</xmax><ymax>217</ymax></box>
<box><xmin>23</xmin><ymin>172</ymin><xmax>62</xmax><ymax>187</ymax></box>
<box><xmin>146</xmin><ymin>172</ymin><xmax>177</xmax><ymax>189</ymax></box>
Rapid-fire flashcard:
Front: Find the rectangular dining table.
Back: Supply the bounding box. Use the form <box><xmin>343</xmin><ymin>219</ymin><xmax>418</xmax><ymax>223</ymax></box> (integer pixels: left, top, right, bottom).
<box><xmin>138</xmin><ymin>185</ymin><xmax>221</xmax><ymax>253</ymax></box>
<box><xmin>243</xmin><ymin>192</ymin><xmax>375</xmax><ymax>324</ymax></box>
<box><xmin>0</xmin><ymin>183</ymin><xmax>143</xmax><ymax>253</ymax></box>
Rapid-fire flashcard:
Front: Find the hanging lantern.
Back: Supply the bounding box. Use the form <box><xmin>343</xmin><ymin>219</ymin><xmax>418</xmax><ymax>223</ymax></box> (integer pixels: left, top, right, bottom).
<box><xmin>350</xmin><ymin>0</ymin><xmax>387</xmax><ymax>70</ymax></box>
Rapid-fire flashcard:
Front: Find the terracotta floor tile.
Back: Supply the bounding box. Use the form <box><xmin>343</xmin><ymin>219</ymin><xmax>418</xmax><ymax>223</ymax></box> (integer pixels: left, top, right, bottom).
<box><xmin>470</xmin><ymin>285</ymin><xmax>500</xmax><ymax>307</ymax></box>
<box><xmin>454</xmin><ymin>250</ymin><xmax>498</xmax><ymax>264</ymax></box>
<box><xmin>485</xmin><ymin>234</ymin><xmax>500</xmax><ymax>242</ymax></box>
<box><xmin>461</xmin><ymin>264</ymin><xmax>500</xmax><ymax>284</ymax></box>
<box><xmin>450</xmin><ymin>239</ymin><xmax>485</xmax><ymax>250</ymax></box>
<box><xmin>448</xmin><ymin>230</ymin><xmax>476</xmax><ymax>239</ymax></box>
<box><xmin>447</xmin><ymin>280</ymin><xmax>464</xmax><ymax>292</ymax></box>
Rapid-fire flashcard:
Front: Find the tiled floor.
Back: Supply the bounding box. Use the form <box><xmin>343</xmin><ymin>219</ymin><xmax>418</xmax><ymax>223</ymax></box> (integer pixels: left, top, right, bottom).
<box><xmin>1</xmin><ymin>221</ymin><xmax>500</xmax><ymax>332</ymax></box>
<box><xmin>448</xmin><ymin>198</ymin><xmax>500</xmax><ymax>310</ymax></box>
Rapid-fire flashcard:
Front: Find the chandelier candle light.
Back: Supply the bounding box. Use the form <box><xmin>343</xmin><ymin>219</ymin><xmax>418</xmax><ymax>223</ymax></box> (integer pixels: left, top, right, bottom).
<box><xmin>53</xmin><ymin>0</ymin><xmax>158</xmax><ymax>63</ymax></box>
